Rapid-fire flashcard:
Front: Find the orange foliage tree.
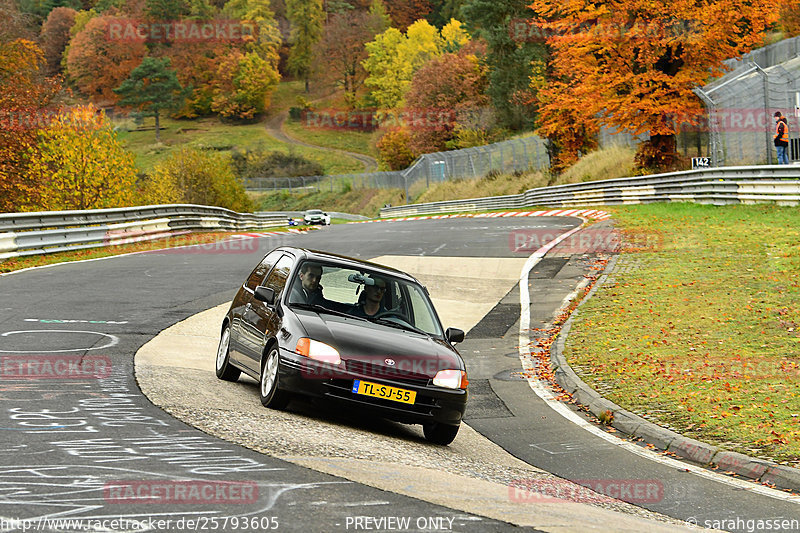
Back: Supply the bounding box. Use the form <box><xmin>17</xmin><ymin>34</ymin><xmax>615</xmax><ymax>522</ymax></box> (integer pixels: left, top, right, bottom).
<box><xmin>779</xmin><ymin>0</ymin><xmax>800</xmax><ymax>37</ymax></box>
<box><xmin>0</xmin><ymin>39</ymin><xmax>61</xmax><ymax>212</ymax></box>
<box><xmin>386</xmin><ymin>0</ymin><xmax>432</xmax><ymax>31</ymax></box>
<box><xmin>529</xmin><ymin>0</ymin><xmax>778</xmax><ymax>170</ymax></box>
<box><xmin>66</xmin><ymin>15</ymin><xmax>147</xmax><ymax>103</ymax></box>
<box><xmin>40</xmin><ymin>6</ymin><xmax>77</xmax><ymax>76</ymax></box>
<box><xmin>403</xmin><ymin>48</ymin><xmax>489</xmax><ymax>154</ymax></box>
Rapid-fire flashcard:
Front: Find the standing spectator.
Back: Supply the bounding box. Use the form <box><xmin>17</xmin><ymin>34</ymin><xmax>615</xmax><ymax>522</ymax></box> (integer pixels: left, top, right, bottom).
<box><xmin>774</xmin><ymin>111</ymin><xmax>790</xmax><ymax>164</ymax></box>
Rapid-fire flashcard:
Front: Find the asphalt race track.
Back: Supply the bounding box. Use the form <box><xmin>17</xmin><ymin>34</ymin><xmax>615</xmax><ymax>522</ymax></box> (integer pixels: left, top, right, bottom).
<box><xmin>0</xmin><ymin>217</ymin><xmax>798</xmax><ymax>533</ymax></box>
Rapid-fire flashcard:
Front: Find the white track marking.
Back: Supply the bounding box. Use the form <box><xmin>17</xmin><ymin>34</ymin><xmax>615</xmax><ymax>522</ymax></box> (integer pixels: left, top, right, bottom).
<box><xmin>0</xmin><ymin>330</ymin><xmax>119</xmax><ymax>353</ymax></box>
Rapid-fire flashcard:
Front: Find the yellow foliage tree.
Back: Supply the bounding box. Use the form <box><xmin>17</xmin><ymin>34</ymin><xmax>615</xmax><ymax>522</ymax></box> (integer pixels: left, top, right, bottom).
<box><xmin>27</xmin><ymin>106</ymin><xmax>139</xmax><ymax>210</ymax></box>
<box><xmin>363</xmin><ymin>19</ymin><xmax>471</xmax><ymax>109</ymax></box>
<box><xmin>146</xmin><ymin>148</ymin><xmax>253</xmax><ymax>212</ymax></box>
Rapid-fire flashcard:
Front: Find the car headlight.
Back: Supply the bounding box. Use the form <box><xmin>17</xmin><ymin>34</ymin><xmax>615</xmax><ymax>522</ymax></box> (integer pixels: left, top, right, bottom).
<box><xmin>433</xmin><ymin>369</ymin><xmax>468</xmax><ymax>390</ymax></box>
<box><xmin>296</xmin><ymin>338</ymin><xmax>341</xmax><ymax>365</ymax></box>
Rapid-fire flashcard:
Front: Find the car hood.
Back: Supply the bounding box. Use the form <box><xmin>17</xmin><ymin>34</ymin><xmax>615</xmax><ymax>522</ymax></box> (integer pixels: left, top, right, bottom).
<box><xmin>291</xmin><ymin>309</ymin><xmax>462</xmax><ymax>379</ymax></box>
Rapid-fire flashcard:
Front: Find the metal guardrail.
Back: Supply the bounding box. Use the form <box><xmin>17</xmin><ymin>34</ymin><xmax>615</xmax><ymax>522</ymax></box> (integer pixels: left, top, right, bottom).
<box><xmin>0</xmin><ymin>204</ymin><xmax>289</xmax><ymax>261</ymax></box>
<box><xmin>261</xmin><ymin>211</ymin><xmax>369</xmax><ymax>222</ymax></box>
<box><xmin>380</xmin><ymin>165</ymin><xmax>800</xmax><ymax>217</ymax></box>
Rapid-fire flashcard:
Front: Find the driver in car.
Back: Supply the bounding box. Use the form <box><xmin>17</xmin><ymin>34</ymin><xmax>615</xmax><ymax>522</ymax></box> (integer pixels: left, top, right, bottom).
<box><xmin>290</xmin><ymin>262</ymin><xmax>331</xmax><ymax>306</ymax></box>
<box><xmin>350</xmin><ymin>275</ymin><xmax>388</xmax><ymax>318</ymax></box>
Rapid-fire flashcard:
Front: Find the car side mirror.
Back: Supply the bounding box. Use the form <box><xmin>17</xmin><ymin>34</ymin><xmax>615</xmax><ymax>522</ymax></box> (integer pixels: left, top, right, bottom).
<box><xmin>445</xmin><ymin>327</ymin><xmax>464</xmax><ymax>344</ymax></box>
<box><xmin>254</xmin><ymin>286</ymin><xmax>276</xmax><ymax>305</ymax></box>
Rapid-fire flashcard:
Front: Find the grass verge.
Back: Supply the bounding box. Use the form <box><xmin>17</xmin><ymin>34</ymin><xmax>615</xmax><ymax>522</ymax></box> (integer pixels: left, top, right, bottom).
<box><xmin>115</xmin><ymin>116</ymin><xmax>365</xmax><ymax>175</ymax></box>
<box><xmin>253</xmin><ymin>187</ymin><xmax>405</xmax><ymax>218</ymax></box>
<box><xmin>565</xmin><ymin>203</ymin><xmax>800</xmax><ymax>465</ymax></box>
<box><xmin>283</xmin><ymin>118</ymin><xmax>379</xmax><ymax>158</ymax></box>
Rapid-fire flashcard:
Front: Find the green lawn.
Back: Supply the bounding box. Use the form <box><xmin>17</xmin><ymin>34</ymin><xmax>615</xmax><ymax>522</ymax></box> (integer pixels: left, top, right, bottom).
<box><xmin>565</xmin><ymin>203</ymin><xmax>800</xmax><ymax>465</ymax></box>
<box><xmin>283</xmin><ymin>117</ymin><xmax>379</xmax><ymax>157</ymax></box>
<box><xmin>114</xmin><ymin>115</ymin><xmax>365</xmax><ymax>175</ymax></box>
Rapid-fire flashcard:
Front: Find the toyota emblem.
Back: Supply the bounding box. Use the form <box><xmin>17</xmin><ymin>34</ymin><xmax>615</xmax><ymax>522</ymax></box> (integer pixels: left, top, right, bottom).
<box><xmin>384</xmin><ymin>358</ymin><xmax>396</xmax><ymax>366</ymax></box>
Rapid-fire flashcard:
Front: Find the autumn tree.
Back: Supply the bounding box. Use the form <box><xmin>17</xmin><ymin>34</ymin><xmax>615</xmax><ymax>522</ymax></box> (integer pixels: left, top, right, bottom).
<box><xmin>26</xmin><ymin>106</ymin><xmax>139</xmax><ymax>210</ymax></box>
<box><xmin>213</xmin><ymin>0</ymin><xmax>282</xmax><ymax>118</ymax></box>
<box><xmin>211</xmin><ymin>50</ymin><xmax>280</xmax><ymax>119</ymax></box>
<box><xmin>385</xmin><ymin>0</ymin><xmax>431</xmax><ymax>31</ymax></box>
<box><xmin>779</xmin><ymin>0</ymin><xmax>800</xmax><ymax>37</ymax></box>
<box><xmin>376</xmin><ymin>128</ymin><xmax>416</xmax><ymax>170</ymax></box>
<box><xmin>166</xmin><ymin>40</ymin><xmax>233</xmax><ymax>117</ymax></box>
<box><xmin>368</xmin><ymin>0</ymin><xmax>391</xmax><ymax>31</ymax></box>
<box><xmin>313</xmin><ymin>9</ymin><xmax>384</xmax><ymax>105</ymax></box>
<box><xmin>16</xmin><ymin>0</ymin><xmax>80</xmax><ymax>23</ymax></box>
<box><xmin>403</xmin><ymin>46</ymin><xmax>488</xmax><ymax>153</ymax></box>
<box><xmin>66</xmin><ymin>15</ymin><xmax>147</xmax><ymax>103</ymax></box>
<box><xmin>114</xmin><ymin>56</ymin><xmax>187</xmax><ymax>142</ymax></box>
<box><xmin>530</xmin><ymin>0</ymin><xmax>778</xmax><ymax>170</ymax></box>
<box><xmin>286</xmin><ymin>0</ymin><xmax>324</xmax><ymax>92</ymax></box>
<box><xmin>0</xmin><ymin>39</ymin><xmax>61</xmax><ymax>211</ymax></box>
<box><xmin>461</xmin><ymin>0</ymin><xmax>543</xmax><ymax>130</ymax></box>
<box><xmin>0</xmin><ymin>0</ymin><xmax>38</xmax><ymax>42</ymax></box>
<box><xmin>145</xmin><ymin>147</ymin><xmax>253</xmax><ymax>212</ymax></box>
<box><xmin>363</xmin><ymin>19</ymin><xmax>467</xmax><ymax>109</ymax></box>
<box><xmin>39</xmin><ymin>6</ymin><xmax>77</xmax><ymax>75</ymax></box>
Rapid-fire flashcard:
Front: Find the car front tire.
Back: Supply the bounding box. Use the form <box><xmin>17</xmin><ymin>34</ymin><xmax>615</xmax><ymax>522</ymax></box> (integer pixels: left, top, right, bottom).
<box><xmin>259</xmin><ymin>347</ymin><xmax>290</xmax><ymax>409</ymax></box>
<box><xmin>215</xmin><ymin>325</ymin><xmax>241</xmax><ymax>382</ymax></box>
<box><xmin>423</xmin><ymin>422</ymin><xmax>460</xmax><ymax>445</ymax></box>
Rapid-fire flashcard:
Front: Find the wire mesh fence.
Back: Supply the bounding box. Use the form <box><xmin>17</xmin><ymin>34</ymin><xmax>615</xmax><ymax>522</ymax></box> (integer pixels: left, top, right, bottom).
<box><xmin>244</xmin><ymin>136</ymin><xmax>550</xmax><ymax>194</ymax></box>
<box><xmin>695</xmin><ymin>35</ymin><xmax>800</xmax><ymax>166</ymax></box>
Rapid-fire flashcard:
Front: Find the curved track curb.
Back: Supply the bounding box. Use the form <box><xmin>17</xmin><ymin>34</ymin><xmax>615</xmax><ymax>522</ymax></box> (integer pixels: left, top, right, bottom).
<box><xmin>550</xmin><ymin>253</ymin><xmax>800</xmax><ymax>493</ymax></box>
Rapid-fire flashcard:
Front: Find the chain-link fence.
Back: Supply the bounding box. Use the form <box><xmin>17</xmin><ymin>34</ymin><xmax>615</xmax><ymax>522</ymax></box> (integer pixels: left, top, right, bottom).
<box><xmin>695</xmin><ymin>36</ymin><xmax>800</xmax><ymax>166</ymax></box>
<box><xmin>245</xmin><ymin>136</ymin><xmax>550</xmax><ymax>196</ymax></box>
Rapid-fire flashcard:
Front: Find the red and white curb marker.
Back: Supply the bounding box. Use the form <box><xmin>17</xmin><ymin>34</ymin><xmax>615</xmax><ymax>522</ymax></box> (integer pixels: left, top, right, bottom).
<box><xmin>349</xmin><ymin>209</ymin><xmax>610</xmax><ymax>225</ymax></box>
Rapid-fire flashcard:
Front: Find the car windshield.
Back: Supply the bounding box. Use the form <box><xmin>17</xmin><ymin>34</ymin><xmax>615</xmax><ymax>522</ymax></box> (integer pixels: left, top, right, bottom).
<box><xmin>286</xmin><ymin>260</ymin><xmax>444</xmax><ymax>337</ymax></box>
<box><xmin>307</xmin><ymin>210</ymin><xmax>322</xmax><ymax>215</ymax></box>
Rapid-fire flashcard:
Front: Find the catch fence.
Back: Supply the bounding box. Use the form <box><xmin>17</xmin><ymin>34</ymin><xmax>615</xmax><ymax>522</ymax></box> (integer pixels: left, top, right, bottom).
<box><xmin>245</xmin><ymin>136</ymin><xmax>550</xmax><ymax>197</ymax></box>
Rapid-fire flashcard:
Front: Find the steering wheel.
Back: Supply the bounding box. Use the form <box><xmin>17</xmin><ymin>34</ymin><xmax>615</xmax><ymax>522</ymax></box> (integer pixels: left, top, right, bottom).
<box><xmin>373</xmin><ymin>310</ymin><xmax>408</xmax><ymax>321</ymax></box>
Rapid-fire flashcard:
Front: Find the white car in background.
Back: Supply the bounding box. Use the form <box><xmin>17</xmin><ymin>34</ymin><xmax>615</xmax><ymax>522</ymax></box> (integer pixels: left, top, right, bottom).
<box><xmin>303</xmin><ymin>209</ymin><xmax>331</xmax><ymax>225</ymax></box>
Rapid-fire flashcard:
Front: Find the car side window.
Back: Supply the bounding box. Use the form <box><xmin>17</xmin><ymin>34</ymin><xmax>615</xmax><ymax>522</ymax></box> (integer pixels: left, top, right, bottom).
<box><xmin>245</xmin><ymin>250</ymin><xmax>283</xmax><ymax>291</ymax></box>
<box><xmin>262</xmin><ymin>255</ymin><xmax>294</xmax><ymax>297</ymax></box>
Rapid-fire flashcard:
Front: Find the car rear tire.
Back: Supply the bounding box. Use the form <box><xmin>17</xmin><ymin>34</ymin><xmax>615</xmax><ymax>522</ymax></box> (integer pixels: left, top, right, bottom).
<box><xmin>260</xmin><ymin>347</ymin><xmax>290</xmax><ymax>409</ymax></box>
<box><xmin>215</xmin><ymin>325</ymin><xmax>241</xmax><ymax>382</ymax></box>
<box><xmin>423</xmin><ymin>422</ymin><xmax>460</xmax><ymax>445</ymax></box>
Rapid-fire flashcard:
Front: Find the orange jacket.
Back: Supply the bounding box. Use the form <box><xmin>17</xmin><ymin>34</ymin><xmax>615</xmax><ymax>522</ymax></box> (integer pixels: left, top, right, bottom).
<box><xmin>775</xmin><ymin>119</ymin><xmax>789</xmax><ymax>145</ymax></box>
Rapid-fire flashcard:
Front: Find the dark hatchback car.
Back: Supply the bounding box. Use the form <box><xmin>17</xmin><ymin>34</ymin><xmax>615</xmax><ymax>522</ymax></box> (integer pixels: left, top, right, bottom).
<box><xmin>216</xmin><ymin>247</ymin><xmax>468</xmax><ymax>445</ymax></box>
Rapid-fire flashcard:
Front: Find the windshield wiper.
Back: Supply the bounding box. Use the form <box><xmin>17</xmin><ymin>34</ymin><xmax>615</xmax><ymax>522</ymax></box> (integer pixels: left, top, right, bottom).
<box><xmin>372</xmin><ymin>318</ymin><xmax>426</xmax><ymax>335</ymax></box>
<box><xmin>288</xmin><ymin>303</ymin><xmax>358</xmax><ymax>319</ymax></box>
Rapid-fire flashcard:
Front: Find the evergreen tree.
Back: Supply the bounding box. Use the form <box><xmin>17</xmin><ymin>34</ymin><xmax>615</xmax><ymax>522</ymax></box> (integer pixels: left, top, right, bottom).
<box><xmin>114</xmin><ymin>56</ymin><xmax>187</xmax><ymax>142</ymax></box>
<box><xmin>461</xmin><ymin>0</ymin><xmax>544</xmax><ymax>130</ymax></box>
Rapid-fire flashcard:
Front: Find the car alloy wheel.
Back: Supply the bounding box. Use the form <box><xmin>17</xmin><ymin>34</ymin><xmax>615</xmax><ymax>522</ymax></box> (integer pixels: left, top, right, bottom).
<box><xmin>260</xmin><ymin>347</ymin><xmax>290</xmax><ymax>409</ymax></box>
<box><xmin>422</xmin><ymin>422</ymin><xmax>460</xmax><ymax>445</ymax></box>
<box><xmin>215</xmin><ymin>325</ymin><xmax>241</xmax><ymax>382</ymax></box>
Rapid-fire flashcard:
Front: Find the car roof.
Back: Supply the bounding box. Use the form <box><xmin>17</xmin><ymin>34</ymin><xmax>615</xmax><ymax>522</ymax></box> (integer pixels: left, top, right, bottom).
<box><xmin>275</xmin><ymin>247</ymin><xmax>419</xmax><ymax>283</ymax></box>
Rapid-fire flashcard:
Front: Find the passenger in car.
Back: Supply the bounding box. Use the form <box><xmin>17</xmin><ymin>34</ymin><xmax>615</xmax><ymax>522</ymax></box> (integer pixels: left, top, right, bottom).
<box><xmin>350</xmin><ymin>275</ymin><xmax>388</xmax><ymax>318</ymax></box>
